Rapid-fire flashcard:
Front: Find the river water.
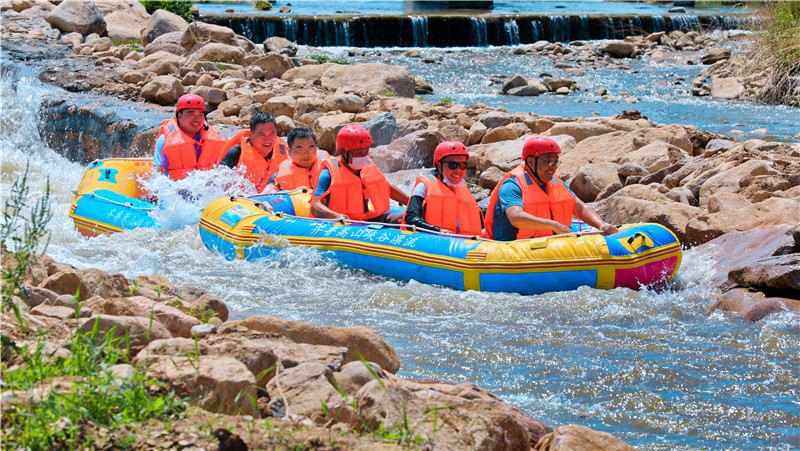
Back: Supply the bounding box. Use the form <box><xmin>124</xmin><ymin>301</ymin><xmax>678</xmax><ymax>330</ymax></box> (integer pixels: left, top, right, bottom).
<box><xmin>2</xmin><ymin>56</ymin><xmax>799</xmax><ymax>449</ymax></box>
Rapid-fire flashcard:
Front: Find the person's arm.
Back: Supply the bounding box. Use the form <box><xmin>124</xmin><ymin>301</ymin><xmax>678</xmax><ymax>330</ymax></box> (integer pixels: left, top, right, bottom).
<box><xmin>505</xmin><ymin>206</ymin><xmax>572</xmax><ymax>235</ymax></box>
<box><xmin>575</xmin><ymin>198</ymin><xmax>618</xmax><ymax>235</ymax></box>
<box><xmin>219</xmin><ymin>145</ymin><xmax>242</xmax><ymax>169</ymax></box>
<box><xmin>389</xmin><ymin>182</ymin><xmax>409</xmax><ymax>206</ymax></box>
<box><xmin>153</xmin><ymin>135</ymin><xmax>167</xmax><ymax>174</ymax></box>
<box><xmin>404</xmin><ymin>191</ymin><xmax>442</xmax><ymax>233</ymax></box>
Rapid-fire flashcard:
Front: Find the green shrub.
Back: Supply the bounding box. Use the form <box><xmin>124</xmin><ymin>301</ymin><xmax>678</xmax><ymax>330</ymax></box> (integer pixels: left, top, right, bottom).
<box><xmin>254</xmin><ymin>0</ymin><xmax>273</xmax><ymax>11</ymax></box>
<box><xmin>309</xmin><ymin>54</ymin><xmax>349</xmax><ymax>65</ymax></box>
<box><xmin>438</xmin><ymin>97</ymin><xmax>454</xmax><ymax>105</ymax></box>
<box><xmin>754</xmin><ymin>1</ymin><xmax>800</xmax><ymax>105</ymax></box>
<box><xmin>139</xmin><ymin>1</ymin><xmax>195</xmax><ymax>22</ymax></box>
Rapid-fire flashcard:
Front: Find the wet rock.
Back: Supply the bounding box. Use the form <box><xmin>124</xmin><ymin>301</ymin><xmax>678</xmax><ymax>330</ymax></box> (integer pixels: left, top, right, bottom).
<box><xmin>188</xmin><ymin>43</ymin><xmax>245</xmax><ymax>66</ymax></box>
<box><xmin>711</xmin><ymin>77</ymin><xmax>745</xmax><ymax>99</ymax></box>
<box><xmin>685</xmin><ymin>197</ymin><xmax>800</xmax><ymax>245</ymax></box>
<box><xmin>501</xmin><ymin>74</ymin><xmax>527</xmax><ymax>93</ymax></box>
<box><xmin>536</xmin><ymin>424</ymin><xmax>634</xmax><ymax>451</ymax></box>
<box><xmin>38</xmin><ymin>269</ymin><xmax>90</xmax><ymax>301</ymax></box>
<box><xmin>229</xmin><ymin>316</ymin><xmax>401</xmax><ymax>373</ymax></box>
<box><xmin>602</xmin><ymin>40</ymin><xmax>635</xmax><ymax>58</ymax></box>
<box><xmin>139</xmin><ymin>9</ymin><xmax>187</xmax><ymax>46</ymax></box>
<box><xmin>263</xmin><ymin>36</ymin><xmax>297</xmax><ymax>56</ymax></box>
<box><xmin>478</xmin><ymin>111</ymin><xmax>513</xmax><ymax>129</ymax></box>
<box><xmin>467</xmin><ymin>121</ymin><xmax>487</xmax><ymax>145</ymax></box>
<box><xmin>508</xmin><ymin>85</ymin><xmax>542</xmax><ymax>96</ymax></box>
<box><xmin>729</xmin><ymin>253</ymin><xmax>800</xmax><ymax>293</ymax></box>
<box><xmin>180</xmin><ymin>21</ymin><xmax>237</xmax><ymax>54</ymax></box>
<box><xmin>249</xmin><ymin>52</ymin><xmax>293</xmax><ymax>79</ymax></box>
<box><xmin>414</xmin><ymin>76</ymin><xmax>434</xmax><ymax>94</ymax></box>
<box><xmin>362</xmin><ymin>112</ymin><xmax>397</xmax><ymax>146</ymax></box>
<box><xmin>146</xmin><ymin>356</ymin><xmax>257</xmax><ymax>416</ymax></box>
<box><xmin>569</xmin><ymin>162</ymin><xmax>621</xmax><ymax>202</ymax></box>
<box><xmin>372</xmin><ymin>129</ymin><xmax>443</xmax><ymax>172</ymax></box>
<box><xmin>323</xmin><ymin>94</ymin><xmax>365</xmax><ymax>114</ymax></box>
<box><xmin>321</xmin><ymin>63</ymin><xmax>415</xmax><ymax>98</ymax></box>
<box><xmin>141</xmin><ymin>75</ymin><xmax>184</xmax><ymax>106</ymax></box>
<box><xmin>78</xmin><ymin>315</ymin><xmax>170</xmax><ymax>353</ymax></box>
<box><xmin>45</xmin><ymin>0</ymin><xmax>106</xmax><ymax>35</ymax></box>
<box><xmin>701</xmin><ymin>47</ymin><xmax>731</xmax><ymax>65</ymax></box>
<box><xmin>547</xmin><ymin>121</ymin><xmax>615</xmax><ymax>143</ymax></box>
<box><xmin>708</xmin><ymin>288</ymin><xmax>800</xmax><ymax>322</ymax></box>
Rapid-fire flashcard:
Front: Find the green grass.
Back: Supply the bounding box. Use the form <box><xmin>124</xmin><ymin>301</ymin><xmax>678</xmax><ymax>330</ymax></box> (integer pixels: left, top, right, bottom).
<box><xmin>138</xmin><ymin>0</ymin><xmax>195</xmax><ymax>21</ymax></box>
<box><xmin>309</xmin><ymin>55</ymin><xmax>350</xmax><ymax>65</ymax></box>
<box><xmin>1</xmin><ymin>322</ymin><xmax>186</xmax><ymax>449</ymax></box>
<box><xmin>438</xmin><ymin>97</ymin><xmax>454</xmax><ymax>105</ymax></box>
<box><xmin>755</xmin><ymin>1</ymin><xmax>800</xmax><ymax>104</ymax></box>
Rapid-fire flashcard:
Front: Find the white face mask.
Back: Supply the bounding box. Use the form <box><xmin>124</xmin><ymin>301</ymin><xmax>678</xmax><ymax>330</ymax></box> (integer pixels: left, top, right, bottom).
<box><xmin>442</xmin><ymin>176</ymin><xmax>465</xmax><ymax>187</ymax></box>
<box><xmin>349</xmin><ymin>156</ymin><xmax>371</xmax><ymax>170</ymax></box>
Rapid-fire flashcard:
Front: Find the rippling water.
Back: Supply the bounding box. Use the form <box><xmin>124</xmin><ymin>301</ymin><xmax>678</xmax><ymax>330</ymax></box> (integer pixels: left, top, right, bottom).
<box><xmin>2</xmin><ymin>58</ymin><xmax>798</xmax><ymax>450</ymax></box>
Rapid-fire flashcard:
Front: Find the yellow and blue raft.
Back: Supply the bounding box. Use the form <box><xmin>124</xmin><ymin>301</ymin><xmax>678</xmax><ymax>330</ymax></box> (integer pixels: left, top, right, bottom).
<box><xmin>69</xmin><ymin>158</ymin><xmax>156</xmax><ymax>237</ymax></box>
<box><xmin>199</xmin><ymin>193</ymin><xmax>683</xmax><ymax>295</ymax></box>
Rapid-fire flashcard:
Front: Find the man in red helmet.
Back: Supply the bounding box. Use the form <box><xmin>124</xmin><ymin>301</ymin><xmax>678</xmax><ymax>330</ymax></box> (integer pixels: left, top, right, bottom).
<box><xmin>311</xmin><ymin>124</ymin><xmax>409</xmax><ymax>222</ymax></box>
<box><xmin>403</xmin><ymin>141</ymin><xmax>482</xmax><ymax>236</ymax></box>
<box><xmin>484</xmin><ymin>136</ymin><xmax>618</xmax><ymax>241</ymax></box>
<box><xmin>153</xmin><ymin>93</ymin><xmax>226</xmax><ymax>180</ymax></box>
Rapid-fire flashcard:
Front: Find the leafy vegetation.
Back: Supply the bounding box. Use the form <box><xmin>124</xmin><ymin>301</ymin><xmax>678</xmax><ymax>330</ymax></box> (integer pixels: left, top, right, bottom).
<box><xmin>309</xmin><ymin>54</ymin><xmax>350</xmax><ymax>65</ymax></box>
<box><xmin>254</xmin><ymin>0</ymin><xmax>273</xmax><ymax>11</ymax></box>
<box><xmin>438</xmin><ymin>97</ymin><xmax>454</xmax><ymax>105</ymax></box>
<box><xmin>139</xmin><ymin>0</ymin><xmax>195</xmax><ymax>22</ymax></box>
<box><xmin>755</xmin><ymin>1</ymin><xmax>800</xmax><ymax>105</ymax></box>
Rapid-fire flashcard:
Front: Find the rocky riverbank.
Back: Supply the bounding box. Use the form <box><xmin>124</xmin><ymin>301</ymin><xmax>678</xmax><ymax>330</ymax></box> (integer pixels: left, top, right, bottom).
<box><xmin>2</xmin><ymin>252</ymin><xmax>636</xmax><ymax>449</ymax></box>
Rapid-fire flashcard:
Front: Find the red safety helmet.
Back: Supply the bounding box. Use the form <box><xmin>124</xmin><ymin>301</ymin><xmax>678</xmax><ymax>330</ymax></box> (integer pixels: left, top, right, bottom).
<box><xmin>433</xmin><ymin>141</ymin><xmax>469</xmax><ymax>165</ymax></box>
<box><xmin>175</xmin><ymin>93</ymin><xmax>206</xmax><ymax>113</ymax></box>
<box><xmin>336</xmin><ymin>124</ymin><xmax>374</xmax><ymax>152</ymax></box>
<box><xmin>522</xmin><ymin>136</ymin><xmax>561</xmax><ymax>160</ymax></box>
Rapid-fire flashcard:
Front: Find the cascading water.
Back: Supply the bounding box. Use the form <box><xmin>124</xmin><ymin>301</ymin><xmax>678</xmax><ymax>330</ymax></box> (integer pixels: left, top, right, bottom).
<box><xmin>503</xmin><ymin>19</ymin><xmax>520</xmax><ymax>46</ymax></box>
<box><xmin>470</xmin><ymin>17</ymin><xmax>488</xmax><ymax>47</ymax></box>
<box><xmin>3</xmin><ymin>47</ymin><xmax>799</xmax><ymax>450</ymax></box>
<box><xmin>410</xmin><ymin>16</ymin><xmax>429</xmax><ymax>47</ymax></box>
<box><xmin>282</xmin><ymin>18</ymin><xmax>298</xmax><ymax>42</ymax></box>
<box><xmin>334</xmin><ymin>20</ymin><xmax>351</xmax><ymax>47</ymax></box>
<box><xmin>548</xmin><ymin>15</ymin><xmax>570</xmax><ymax>42</ymax></box>
<box><xmin>670</xmin><ymin>14</ymin><xmax>702</xmax><ymax>32</ymax></box>
<box><xmin>531</xmin><ymin>19</ymin><xmax>543</xmax><ymax>42</ymax></box>
<box><xmin>577</xmin><ymin>15</ymin><xmax>590</xmax><ymax>41</ymax></box>
<box><xmin>652</xmin><ymin>15</ymin><xmax>667</xmax><ymax>32</ymax></box>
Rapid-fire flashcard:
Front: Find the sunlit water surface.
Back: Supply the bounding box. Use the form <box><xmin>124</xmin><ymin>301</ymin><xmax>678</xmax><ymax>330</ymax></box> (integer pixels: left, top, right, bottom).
<box><xmin>1</xmin><ymin>57</ymin><xmax>798</xmax><ymax>450</ymax></box>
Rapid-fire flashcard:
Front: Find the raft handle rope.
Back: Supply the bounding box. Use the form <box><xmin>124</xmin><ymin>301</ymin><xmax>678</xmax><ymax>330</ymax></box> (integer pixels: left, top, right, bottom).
<box><xmin>239</xmin><ymin>193</ymin><xmax>607</xmax><ymax>243</ymax></box>
<box><xmin>73</xmin><ymin>191</ymin><xmax>155</xmax><ymax>211</ymax></box>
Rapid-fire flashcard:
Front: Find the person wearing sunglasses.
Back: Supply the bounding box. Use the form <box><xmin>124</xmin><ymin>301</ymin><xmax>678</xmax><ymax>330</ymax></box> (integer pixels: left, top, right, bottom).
<box><xmin>218</xmin><ymin>112</ymin><xmax>288</xmax><ymax>193</ymax></box>
<box><xmin>484</xmin><ymin>136</ymin><xmax>619</xmax><ymax>241</ymax></box>
<box><xmin>403</xmin><ymin>141</ymin><xmax>483</xmax><ymax>236</ymax></box>
<box><xmin>311</xmin><ymin>124</ymin><xmax>409</xmax><ymax>222</ymax></box>
<box><xmin>153</xmin><ymin>93</ymin><xmax>227</xmax><ymax>181</ymax></box>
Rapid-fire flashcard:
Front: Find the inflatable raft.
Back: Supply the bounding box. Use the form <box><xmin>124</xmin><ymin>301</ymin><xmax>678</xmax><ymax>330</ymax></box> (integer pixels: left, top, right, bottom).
<box><xmin>198</xmin><ymin>193</ymin><xmax>683</xmax><ymax>295</ymax></box>
<box><xmin>69</xmin><ymin>158</ymin><xmax>156</xmax><ymax>237</ymax></box>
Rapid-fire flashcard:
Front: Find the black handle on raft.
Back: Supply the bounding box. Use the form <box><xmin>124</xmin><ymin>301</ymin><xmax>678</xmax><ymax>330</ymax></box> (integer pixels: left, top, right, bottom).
<box><xmin>627</xmin><ymin>232</ymin><xmax>650</xmax><ymax>249</ymax></box>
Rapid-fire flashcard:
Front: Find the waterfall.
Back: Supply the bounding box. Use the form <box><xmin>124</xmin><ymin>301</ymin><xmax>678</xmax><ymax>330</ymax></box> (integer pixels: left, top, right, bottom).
<box><xmin>577</xmin><ymin>15</ymin><xmax>589</xmax><ymax>40</ymax></box>
<box><xmin>531</xmin><ymin>19</ymin><xmax>543</xmax><ymax>42</ymax></box>
<box><xmin>503</xmin><ymin>19</ymin><xmax>520</xmax><ymax>46</ymax></box>
<box><xmin>605</xmin><ymin>17</ymin><xmax>618</xmax><ymax>39</ymax></box>
<box><xmin>282</xmin><ymin>18</ymin><xmax>297</xmax><ymax>42</ymax></box>
<box><xmin>333</xmin><ymin>20</ymin><xmax>351</xmax><ymax>46</ymax></box>
<box><xmin>548</xmin><ymin>15</ymin><xmax>570</xmax><ymax>42</ymax></box>
<box><xmin>652</xmin><ymin>15</ymin><xmax>666</xmax><ymax>32</ymax></box>
<box><xmin>470</xmin><ymin>17</ymin><xmax>488</xmax><ymax>47</ymax></box>
<box><xmin>302</xmin><ymin>21</ymin><xmax>309</xmax><ymax>44</ymax></box>
<box><xmin>670</xmin><ymin>15</ymin><xmax>701</xmax><ymax>31</ymax></box>
<box><xmin>410</xmin><ymin>16</ymin><xmax>429</xmax><ymax>47</ymax></box>
<box><xmin>630</xmin><ymin>16</ymin><xmax>643</xmax><ymax>34</ymax></box>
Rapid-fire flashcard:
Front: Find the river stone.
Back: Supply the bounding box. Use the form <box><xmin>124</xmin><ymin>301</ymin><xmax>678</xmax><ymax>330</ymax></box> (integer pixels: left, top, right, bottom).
<box><xmin>603</xmin><ymin>40</ymin><xmax>635</xmax><ymax>58</ymax></box>
<box><xmin>140</xmin><ymin>9</ymin><xmax>187</xmax><ymax>46</ymax></box>
<box><xmin>266</xmin><ymin>361</ymin><xmax>348</xmax><ymax>422</ymax></box>
<box><xmin>360</xmin><ymin>112</ymin><xmax>397</xmax><ymax>146</ymax></box>
<box><xmin>569</xmin><ymin>162</ymin><xmax>621</xmax><ymax>202</ymax></box>
<box><xmin>729</xmin><ymin>253</ymin><xmax>800</xmax><ymax>292</ymax></box>
<box><xmin>281</xmin><ymin>63</ymin><xmax>336</xmax><ymax>83</ymax></box>
<box><xmin>187</xmin><ymin>43</ymin><xmax>246</xmax><ymax>66</ymax></box>
<box><xmin>333</xmin><ymin>361</ymin><xmax>386</xmax><ymax>396</ymax></box>
<box><xmin>547</xmin><ymin>121</ymin><xmax>615</xmax><ymax>143</ymax></box>
<box><xmin>371</xmin><ymin>129</ymin><xmax>443</xmax><ymax>172</ymax></box>
<box><xmin>180</xmin><ymin>21</ymin><xmax>237</xmax><ymax>54</ymax></box>
<box><xmin>698</xmin><ymin>160</ymin><xmax>777</xmax><ymax>206</ymax></box>
<box><xmin>711</xmin><ymin>77</ymin><xmax>745</xmax><ymax>99</ymax></box>
<box><xmin>708</xmin><ymin>288</ymin><xmax>800</xmax><ymax>322</ymax></box>
<box><xmin>264</xmin><ymin>36</ymin><xmax>297</xmax><ymax>56</ymax></box>
<box><xmin>508</xmin><ymin>85</ymin><xmax>542</xmax><ymax>96</ymax></box>
<box><xmin>501</xmin><ymin>74</ymin><xmax>527</xmax><ymax>93</ymax></box>
<box><xmin>249</xmin><ymin>53</ymin><xmax>294</xmax><ymax>79</ymax></box>
<box><xmin>141</xmin><ymin>75</ymin><xmax>184</xmax><ymax>106</ymax></box>
<box><xmin>481</xmin><ymin>125</ymin><xmax>520</xmax><ymax>144</ymax></box>
<box><xmin>38</xmin><ymin>269</ymin><xmax>90</xmax><ymax>301</ymax></box>
<box><xmin>467</xmin><ymin>120</ymin><xmax>487</xmax><ymax>145</ymax></box>
<box><xmin>136</xmin><ymin>50</ymin><xmax>184</xmax><ymax>75</ymax></box>
<box><xmin>321</xmin><ymin>63</ymin><xmax>415</xmax><ymax>98</ymax></box>
<box><xmin>99</xmin><ymin>1</ymin><xmax>149</xmax><ymax>43</ymax></box>
<box><xmin>45</xmin><ymin>0</ymin><xmax>106</xmax><ymax>35</ymax></box>
<box><xmin>685</xmin><ymin>197</ymin><xmax>800</xmax><ymax>245</ymax></box>
<box><xmin>479</xmin><ymin>111</ymin><xmax>514</xmax><ymax>128</ymax></box>
<box><xmin>537</xmin><ymin>425</ymin><xmax>634</xmax><ymax>451</ymax></box>
<box><xmin>323</xmin><ymin>94</ymin><xmax>365</xmax><ymax>113</ymax></box>
<box><xmin>78</xmin><ymin>315</ymin><xmax>170</xmax><ymax>353</ymax></box>
<box><xmin>701</xmin><ymin>47</ymin><xmax>731</xmax><ymax>65</ymax></box>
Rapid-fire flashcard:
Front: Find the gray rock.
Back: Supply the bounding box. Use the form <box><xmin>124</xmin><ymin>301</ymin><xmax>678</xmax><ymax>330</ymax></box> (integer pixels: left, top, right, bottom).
<box><xmin>603</xmin><ymin>40</ymin><xmax>636</xmax><ymax>58</ymax></box>
<box><xmin>701</xmin><ymin>47</ymin><xmax>731</xmax><ymax>65</ymax></box>
<box><xmin>362</xmin><ymin>112</ymin><xmax>398</xmax><ymax>146</ymax></box>
<box><xmin>263</xmin><ymin>36</ymin><xmax>297</xmax><ymax>56</ymax></box>
<box><xmin>478</xmin><ymin>111</ymin><xmax>513</xmax><ymax>128</ymax></box>
<box><xmin>501</xmin><ymin>74</ymin><xmax>527</xmax><ymax>94</ymax></box>
<box><xmin>45</xmin><ymin>0</ymin><xmax>105</xmax><ymax>35</ymax></box>
<box><xmin>140</xmin><ymin>9</ymin><xmax>187</xmax><ymax>47</ymax></box>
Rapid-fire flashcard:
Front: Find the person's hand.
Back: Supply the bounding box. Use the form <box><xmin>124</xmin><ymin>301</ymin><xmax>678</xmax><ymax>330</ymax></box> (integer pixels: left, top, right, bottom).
<box><xmin>599</xmin><ymin>222</ymin><xmax>619</xmax><ymax>235</ymax></box>
<box><xmin>551</xmin><ymin>221</ymin><xmax>573</xmax><ymax>235</ymax></box>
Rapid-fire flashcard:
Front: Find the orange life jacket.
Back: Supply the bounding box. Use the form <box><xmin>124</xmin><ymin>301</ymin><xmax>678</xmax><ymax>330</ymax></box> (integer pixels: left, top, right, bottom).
<box><xmin>220</xmin><ymin>130</ymin><xmax>288</xmax><ymax>192</ymax></box>
<box><xmin>313</xmin><ymin>156</ymin><xmax>390</xmax><ymax>221</ymax></box>
<box><xmin>158</xmin><ymin>117</ymin><xmax>226</xmax><ymax>181</ymax></box>
<box><xmin>484</xmin><ymin>165</ymin><xmax>576</xmax><ymax>239</ymax></box>
<box><xmin>273</xmin><ymin>150</ymin><xmax>329</xmax><ymax>191</ymax></box>
<box><xmin>409</xmin><ymin>172</ymin><xmax>483</xmax><ymax>236</ymax></box>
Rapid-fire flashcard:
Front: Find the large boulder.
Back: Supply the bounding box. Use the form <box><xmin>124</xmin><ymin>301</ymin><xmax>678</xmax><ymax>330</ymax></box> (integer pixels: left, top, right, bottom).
<box><xmin>136</xmin><ymin>50</ymin><xmax>184</xmax><ymax>75</ymax></box>
<box><xmin>546</xmin><ymin>121</ymin><xmax>615</xmax><ymax>143</ymax></box>
<box><xmin>263</xmin><ymin>36</ymin><xmax>297</xmax><ymax>56</ymax></box>
<box><xmin>320</xmin><ymin>63</ymin><xmax>415</xmax><ymax>98</ymax></box>
<box><xmin>474</xmin><ymin>134</ymin><xmax>577</xmax><ymax>173</ymax></box>
<box><xmin>97</xmin><ymin>0</ymin><xmax>149</xmax><ymax>43</ymax></box>
<box><xmin>685</xmin><ymin>197</ymin><xmax>800</xmax><ymax>245</ymax></box>
<box><xmin>697</xmin><ymin>160</ymin><xmax>778</xmax><ymax>206</ymax></box>
<box><xmin>312</xmin><ymin>113</ymin><xmax>356</xmax><ymax>152</ymax></box>
<box><xmin>603</xmin><ymin>40</ymin><xmax>636</xmax><ymax>58</ymax></box>
<box><xmin>371</xmin><ymin>130</ymin><xmax>443</xmax><ymax>172</ymax></box>
<box><xmin>180</xmin><ymin>21</ymin><xmax>238</xmax><ymax>54</ymax></box>
<box><xmin>37</xmin><ymin>269</ymin><xmax>91</xmax><ymax>301</ymax></box>
<box><xmin>568</xmin><ymin>162</ymin><xmax>621</xmax><ymax>202</ymax></box>
<box><xmin>140</xmin><ymin>9</ymin><xmax>188</xmax><ymax>46</ymax></box>
<box><xmin>141</xmin><ymin>75</ymin><xmax>185</xmax><ymax>106</ymax></box>
<box><xmin>537</xmin><ymin>425</ymin><xmax>634</xmax><ymax>450</ymax></box>
<box><xmin>362</xmin><ymin>112</ymin><xmax>397</xmax><ymax>146</ymax></box>
<box><xmin>102</xmin><ymin>296</ymin><xmax>200</xmax><ymax>338</ymax></box>
<box><xmin>75</xmin><ymin>268</ymin><xmax>129</xmax><ymax>298</ymax></box>
<box><xmin>711</xmin><ymin>77</ymin><xmax>745</xmax><ymax>99</ymax></box>
<box><xmin>45</xmin><ymin>0</ymin><xmax>106</xmax><ymax>35</ymax></box>
<box><xmin>187</xmin><ymin>43</ymin><xmax>246</xmax><ymax>65</ymax></box>
<box><xmin>77</xmin><ymin>315</ymin><xmax>170</xmax><ymax>354</ymax></box>
<box><xmin>228</xmin><ymin>316</ymin><xmax>401</xmax><ymax>373</ymax></box>
<box><xmin>323</xmin><ymin>94</ymin><xmax>366</xmax><ymax>113</ymax></box>
<box><xmin>146</xmin><ymin>356</ymin><xmax>257</xmax><ymax>415</ymax></box>
<box><xmin>623</xmin><ymin>140</ymin><xmax>688</xmax><ymax>173</ymax></box>
<box><xmin>707</xmin><ymin>288</ymin><xmax>800</xmax><ymax>322</ymax></box>
<box><xmin>281</xmin><ymin>63</ymin><xmax>336</xmax><ymax>84</ymax></box>
<box><xmin>249</xmin><ymin>53</ymin><xmax>294</xmax><ymax>79</ymax></box>
<box><xmin>265</xmin><ymin>361</ymin><xmax>349</xmax><ymax>422</ymax></box>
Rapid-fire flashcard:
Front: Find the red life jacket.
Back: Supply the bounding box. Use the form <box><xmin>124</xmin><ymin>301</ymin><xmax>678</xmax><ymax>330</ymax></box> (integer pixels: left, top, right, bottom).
<box><xmin>158</xmin><ymin>117</ymin><xmax>225</xmax><ymax>181</ymax></box>
<box><xmin>273</xmin><ymin>150</ymin><xmax>329</xmax><ymax>191</ymax></box>
<box><xmin>484</xmin><ymin>165</ymin><xmax>576</xmax><ymax>239</ymax></box>
<box><xmin>408</xmin><ymin>172</ymin><xmax>483</xmax><ymax>236</ymax></box>
<box><xmin>220</xmin><ymin>130</ymin><xmax>287</xmax><ymax>192</ymax></box>
<box><xmin>313</xmin><ymin>156</ymin><xmax>390</xmax><ymax>221</ymax></box>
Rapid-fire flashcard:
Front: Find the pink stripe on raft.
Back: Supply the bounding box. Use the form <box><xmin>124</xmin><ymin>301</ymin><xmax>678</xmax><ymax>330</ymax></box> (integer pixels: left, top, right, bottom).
<box><xmin>614</xmin><ymin>256</ymin><xmax>678</xmax><ymax>289</ymax></box>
